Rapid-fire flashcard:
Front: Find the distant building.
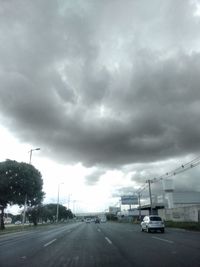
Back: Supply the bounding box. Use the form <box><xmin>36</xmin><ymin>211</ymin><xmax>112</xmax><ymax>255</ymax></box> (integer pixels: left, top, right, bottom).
<box><xmin>109</xmin><ymin>206</ymin><xmax>121</xmax><ymax>214</ymax></box>
<box><xmin>159</xmin><ymin>204</ymin><xmax>200</xmax><ymax>222</ymax></box>
<box><xmin>159</xmin><ymin>191</ymin><xmax>200</xmax><ymax>222</ymax></box>
<box><xmin>140</xmin><ymin>179</ymin><xmax>200</xmax><ymax>222</ymax></box>
<box><xmin>171</xmin><ymin>191</ymin><xmax>200</xmax><ymax>207</ymax></box>
<box><xmin>156</xmin><ymin>191</ymin><xmax>200</xmax><ymax>208</ymax></box>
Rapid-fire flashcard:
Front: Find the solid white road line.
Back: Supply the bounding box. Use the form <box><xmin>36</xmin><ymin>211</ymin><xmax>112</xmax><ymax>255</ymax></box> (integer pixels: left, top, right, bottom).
<box><xmin>44</xmin><ymin>239</ymin><xmax>57</xmax><ymax>247</ymax></box>
<box><xmin>105</xmin><ymin>237</ymin><xmax>112</xmax><ymax>245</ymax></box>
<box><xmin>152</xmin><ymin>236</ymin><xmax>174</xmax><ymax>244</ymax></box>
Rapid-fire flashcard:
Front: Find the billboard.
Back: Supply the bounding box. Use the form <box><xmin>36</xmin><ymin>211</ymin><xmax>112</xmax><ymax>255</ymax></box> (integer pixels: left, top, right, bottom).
<box><xmin>121</xmin><ymin>195</ymin><xmax>138</xmax><ymax>205</ymax></box>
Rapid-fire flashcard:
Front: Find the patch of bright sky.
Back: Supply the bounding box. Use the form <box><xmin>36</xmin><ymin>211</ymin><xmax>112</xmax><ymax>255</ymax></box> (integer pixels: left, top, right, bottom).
<box><xmin>96</xmin><ymin>104</ymin><xmax>113</xmax><ymax>119</ymax></box>
<box><xmin>98</xmin><ymin>35</ymin><xmax>133</xmax><ymax>72</ymax></box>
<box><xmin>0</xmin><ymin>125</ymin><xmax>31</xmax><ymax>163</ymax></box>
<box><xmin>193</xmin><ymin>0</ymin><xmax>200</xmax><ymax>16</ymax></box>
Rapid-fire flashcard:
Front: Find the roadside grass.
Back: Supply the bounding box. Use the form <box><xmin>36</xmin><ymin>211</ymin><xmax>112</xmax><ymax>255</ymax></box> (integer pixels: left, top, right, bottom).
<box><xmin>0</xmin><ymin>224</ymin><xmax>32</xmax><ymax>235</ymax></box>
<box><xmin>0</xmin><ymin>220</ymin><xmax>75</xmax><ymax>235</ymax></box>
<box><xmin>165</xmin><ymin>221</ymin><xmax>200</xmax><ymax>231</ymax></box>
<box><xmin>0</xmin><ymin>223</ymin><xmax>52</xmax><ymax>235</ymax></box>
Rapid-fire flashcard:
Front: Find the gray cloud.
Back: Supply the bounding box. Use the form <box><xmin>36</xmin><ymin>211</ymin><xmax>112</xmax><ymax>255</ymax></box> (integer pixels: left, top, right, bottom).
<box><xmin>0</xmin><ymin>0</ymin><xmax>200</xmax><ymax>189</ymax></box>
<box><xmin>112</xmin><ymin>187</ymin><xmax>137</xmax><ymax>198</ymax></box>
<box><xmin>85</xmin><ymin>169</ymin><xmax>105</xmax><ymax>186</ymax></box>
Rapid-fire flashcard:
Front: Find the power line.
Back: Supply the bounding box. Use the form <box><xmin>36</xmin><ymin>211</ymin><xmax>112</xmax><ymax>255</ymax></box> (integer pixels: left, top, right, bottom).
<box><xmin>136</xmin><ymin>183</ymin><xmax>148</xmax><ymax>195</ymax></box>
<box><xmin>154</xmin><ymin>154</ymin><xmax>200</xmax><ymax>182</ymax></box>
<box><xmin>136</xmin><ymin>154</ymin><xmax>200</xmax><ymax>213</ymax></box>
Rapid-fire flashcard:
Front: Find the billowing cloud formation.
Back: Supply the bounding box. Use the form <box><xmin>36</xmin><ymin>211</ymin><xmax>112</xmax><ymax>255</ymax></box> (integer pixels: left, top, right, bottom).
<box><xmin>0</xmin><ymin>0</ymin><xmax>200</xmax><ymax>190</ymax></box>
<box><xmin>85</xmin><ymin>169</ymin><xmax>105</xmax><ymax>185</ymax></box>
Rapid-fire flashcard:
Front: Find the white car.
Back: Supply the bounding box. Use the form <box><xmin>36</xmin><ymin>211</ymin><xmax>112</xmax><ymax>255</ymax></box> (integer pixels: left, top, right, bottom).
<box><xmin>141</xmin><ymin>215</ymin><xmax>165</xmax><ymax>233</ymax></box>
<box><xmin>100</xmin><ymin>218</ymin><xmax>107</xmax><ymax>223</ymax></box>
<box><xmin>14</xmin><ymin>221</ymin><xmax>22</xmax><ymax>225</ymax></box>
<box><xmin>85</xmin><ymin>218</ymin><xmax>91</xmax><ymax>223</ymax></box>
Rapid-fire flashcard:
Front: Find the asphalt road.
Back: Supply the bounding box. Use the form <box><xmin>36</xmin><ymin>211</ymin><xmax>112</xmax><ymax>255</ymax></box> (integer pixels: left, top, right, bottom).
<box><xmin>0</xmin><ymin>222</ymin><xmax>199</xmax><ymax>267</ymax></box>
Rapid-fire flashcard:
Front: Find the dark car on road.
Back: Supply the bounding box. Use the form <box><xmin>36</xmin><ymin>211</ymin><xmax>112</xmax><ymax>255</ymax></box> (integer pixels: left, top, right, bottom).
<box><xmin>95</xmin><ymin>218</ymin><xmax>100</xmax><ymax>223</ymax></box>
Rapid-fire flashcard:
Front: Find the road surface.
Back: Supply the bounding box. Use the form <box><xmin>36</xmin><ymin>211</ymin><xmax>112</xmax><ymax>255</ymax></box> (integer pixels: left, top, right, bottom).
<box><xmin>0</xmin><ymin>222</ymin><xmax>199</xmax><ymax>267</ymax></box>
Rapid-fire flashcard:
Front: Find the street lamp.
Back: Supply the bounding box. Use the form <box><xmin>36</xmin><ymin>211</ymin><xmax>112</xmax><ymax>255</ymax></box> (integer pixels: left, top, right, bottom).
<box><xmin>22</xmin><ymin>147</ymin><xmax>41</xmax><ymax>225</ymax></box>
<box><xmin>146</xmin><ymin>179</ymin><xmax>153</xmax><ymax>215</ymax></box>
<box><xmin>29</xmin><ymin>147</ymin><xmax>40</xmax><ymax>164</ymax></box>
<box><xmin>67</xmin><ymin>194</ymin><xmax>72</xmax><ymax>210</ymax></box>
<box><xmin>73</xmin><ymin>200</ymin><xmax>76</xmax><ymax>214</ymax></box>
<box><xmin>137</xmin><ymin>192</ymin><xmax>142</xmax><ymax>221</ymax></box>
<box><xmin>56</xmin><ymin>183</ymin><xmax>64</xmax><ymax>223</ymax></box>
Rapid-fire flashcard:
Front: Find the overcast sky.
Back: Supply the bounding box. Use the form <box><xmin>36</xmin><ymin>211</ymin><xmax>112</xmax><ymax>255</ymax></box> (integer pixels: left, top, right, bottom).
<box><xmin>0</xmin><ymin>0</ymin><xmax>200</xmax><ymax>212</ymax></box>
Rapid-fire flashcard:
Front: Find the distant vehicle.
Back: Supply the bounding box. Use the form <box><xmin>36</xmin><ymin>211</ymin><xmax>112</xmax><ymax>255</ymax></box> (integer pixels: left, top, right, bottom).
<box><xmin>100</xmin><ymin>217</ymin><xmax>107</xmax><ymax>223</ymax></box>
<box><xmin>95</xmin><ymin>218</ymin><xmax>100</xmax><ymax>223</ymax></box>
<box><xmin>14</xmin><ymin>221</ymin><xmax>22</xmax><ymax>225</ymax></box>
<box><xmin>4</xmin><ymin>217</ymin><xmax>12</xmax><ymax>224</ymax></box>
<box><xmin>85</xmin><ymin>218</ymin><xmax>91</xmax><ymax>223</ymax></box>
<box><xmin>141</xmin><ymin>215</ymin><xmax>165</xmax><ymax>233</ymax></box>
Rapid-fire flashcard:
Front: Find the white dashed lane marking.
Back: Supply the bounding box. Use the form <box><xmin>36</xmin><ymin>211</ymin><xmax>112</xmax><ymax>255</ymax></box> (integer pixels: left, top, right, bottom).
<box><xmin>105</xmin><ymin>237</ymin><xmax>112</xmax><ymax>245</ymax></box>
<box><xmin>152</xmin><ymin>236</ymin><xmax>174</xmax><ymax>244</ymax></box>
<box><xmin>44</xmin><ymin>239</ymin><xmax>57</xmax><ymax>247</ymax></box>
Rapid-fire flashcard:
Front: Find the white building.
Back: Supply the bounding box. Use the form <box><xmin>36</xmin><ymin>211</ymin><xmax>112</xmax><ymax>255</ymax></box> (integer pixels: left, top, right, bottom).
<box><xmin>158</xmin><ymin>179</ymin><xmax>200</xmax><ymax>222</ymax></box>
<box><xmin>142</xmin><ymin>179</ymin><xmax>200</xmax><ymax>222</ymax></box>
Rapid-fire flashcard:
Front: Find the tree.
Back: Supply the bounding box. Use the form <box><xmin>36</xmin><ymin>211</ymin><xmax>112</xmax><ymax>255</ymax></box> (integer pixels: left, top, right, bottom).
<box><xmin>27</xmin><ymin>204</ymin><xmax>74</xmax><ymax>224</ymax></box>
<box><xmin>56</xmin><ymin>204</ymin><xmax>74</xmax><ymax>221</ymax></box>
<box><xmin>0</xmin><ymin>160</ymin><xmax>44</xmax><ymax>229</ymax></box>
<box><xmin>27</xmin><ymin>205</ymin><xmax>44</xmax><ymax>226</ymax></box>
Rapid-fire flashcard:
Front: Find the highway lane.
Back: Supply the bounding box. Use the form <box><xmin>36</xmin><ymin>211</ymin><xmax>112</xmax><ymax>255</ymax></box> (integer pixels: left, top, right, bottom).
<box><xmin>0</xmin><ymin>222</ymin><xmax>199</xmax><ymax>267</ymax></box>
<box><xmin>0</xmin><ymin>223</ymin><xmax>83</xmax><ymax>266</ymax></box>
<box><xmin>98</xmin><ymin>222</ymin><xmax>200</xmax><ymax>267</ymax></box>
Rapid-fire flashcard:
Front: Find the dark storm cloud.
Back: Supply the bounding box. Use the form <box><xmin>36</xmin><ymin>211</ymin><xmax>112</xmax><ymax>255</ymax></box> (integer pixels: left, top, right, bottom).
<box><xmin>0</xmin><ymin>0</ymin><xmax>200</xmax><ymax>189</ymax></box>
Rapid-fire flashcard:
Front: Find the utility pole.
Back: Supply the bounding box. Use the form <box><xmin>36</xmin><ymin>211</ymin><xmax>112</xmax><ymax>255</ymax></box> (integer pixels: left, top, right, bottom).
<box><xmin>22</xmin><ymin>147</ymin><xmax>40</xmax><ymax>226</ymax></box>
<box><xmin>29</xmin><ymin>147</ymin><xmax>40</xmax><ymax>164</ymax></box>
<box><xmin>138</xmin><ymin>192</ymin><xmax>141</xmax><ymax>221</ymax></box>
<box><xmin>68</xmin><ymin>194</ymin><xmax>72</xmax><ymax>210</ymax></box>
<box><xmin>56</xmin><ymin>183</ymin><xmax>64</xmax><ymax>223</ymax></box>
<box><xmin>73</xmin><ymin>200</ymin><xmax>76</xmax><ymax>214</ymax></box>
<box><xmin>147</xmin><ymin>180</ymin><xmax>153</xmax><ymax>215</ymax></box>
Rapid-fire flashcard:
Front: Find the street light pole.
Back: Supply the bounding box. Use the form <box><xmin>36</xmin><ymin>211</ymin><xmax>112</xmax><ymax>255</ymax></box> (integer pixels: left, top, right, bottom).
<box><xmin>73</xmin><ymin>200</ymin><xmax>76</xmax><ymax>214</ymax></box>
<box><xmin>67</xmin><ymin>194</ymin><xmax>72</xmax><ymax>210</ymax></box>
<box><xmin>138</xmin><ymin>192</ymin><xmax>141</xmax><ymax>221</ymax></box>
<box><xmin>56</xmin><ymin>183</ymin><xmax>63</xmax><ymax>223</ymax></box>
<box><xmin>147</xmin><ymin>179</ymin><xmax>153</xmax><ymax>215</ymax></box>
<box><xmin>29</xmin><ymin>147</ymin><xmax>40</xmax><ymax>164</ymax></box>
<box><xmin>22</xmin><ymin>147</ymin><xmax>41</xmax><ymax>226</ymax></box>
